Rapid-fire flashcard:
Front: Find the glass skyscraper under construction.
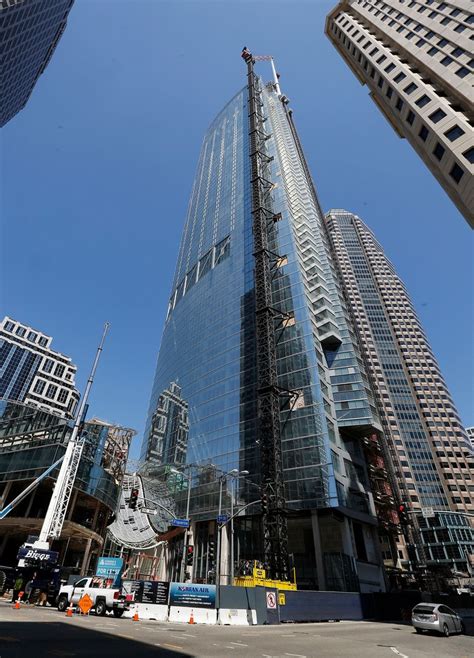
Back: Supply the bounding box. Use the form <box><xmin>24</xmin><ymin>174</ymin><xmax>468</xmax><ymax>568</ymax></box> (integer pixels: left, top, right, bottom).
<box><xmin>141</xmin><ymin>55</ymin><xmax>394</xmax><ymax>591</ymax></box>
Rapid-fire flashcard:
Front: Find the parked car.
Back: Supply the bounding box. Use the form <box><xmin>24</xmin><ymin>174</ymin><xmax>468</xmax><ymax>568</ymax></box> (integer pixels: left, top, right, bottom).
<box><xmin>56</xmin><ymin>576</ymin><xmax>129</xmax><ymax>617</ymax></box>
<box><xmin>412</xmin><ymin>602</ymin><xmax>465</xmax><ymax>637</ymax></box>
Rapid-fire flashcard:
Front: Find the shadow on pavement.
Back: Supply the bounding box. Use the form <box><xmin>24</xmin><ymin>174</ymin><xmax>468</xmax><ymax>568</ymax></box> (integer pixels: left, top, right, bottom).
<box><xmin>370</xmin><ymin>617</ymin><xmax>474</xmax><ymax>637</ymax></box>
<box><xmin>0</xmin><ymin>621</ymin><xmax>192</xmax><ymax>658</ymax></box>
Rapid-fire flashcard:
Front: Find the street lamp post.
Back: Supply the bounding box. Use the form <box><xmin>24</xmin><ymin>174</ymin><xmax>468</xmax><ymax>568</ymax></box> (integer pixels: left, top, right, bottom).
<box><xmin>178</xmin><ymin>469</ymin><xmax>192</xmax><ymax>583</ymax></box>
<box><xmin>216</xmin><ymin>475</ymin><xmax>224</xmax><ymax>587</ymax></box>
<box><xmin>230</xmin><ymin>469</ymin><xmax>249</xmax><ymax>585</ymax></box>
<box><xmin>215</xmin><ymin>469</ymin><xmax>249</xmax><ymax>587</ymax></box>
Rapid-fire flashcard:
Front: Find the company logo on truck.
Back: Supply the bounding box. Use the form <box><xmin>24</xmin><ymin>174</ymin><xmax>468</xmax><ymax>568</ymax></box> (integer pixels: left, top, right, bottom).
<box><xmin>17</xmin><ymin>546</ymin><xmax>59</xmax><ymax>564</ymax></box>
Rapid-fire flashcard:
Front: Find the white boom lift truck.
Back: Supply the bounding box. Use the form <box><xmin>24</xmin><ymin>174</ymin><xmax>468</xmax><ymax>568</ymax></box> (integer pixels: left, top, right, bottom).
<box><xmin>0</xmin><ymin>324</ymin><xmax>110</xmax><ymax>566</ymax></box>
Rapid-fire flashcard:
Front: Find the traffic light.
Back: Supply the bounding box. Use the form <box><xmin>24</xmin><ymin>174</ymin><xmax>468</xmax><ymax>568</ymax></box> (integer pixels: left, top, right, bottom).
<box><xmin>261</xmin><ymin>493</ymin><xmax>268</xmax><ymax>514</ymax></box>
<box><xmin>128</xmin><ymin>487</ymin><xmax>139</xmax><ymax>510</ymax></box>
<box><xmin>398</xmin><ymin>503</ymin><xmax>409</xmax><ymax>525</ymax></box>
<box><xmin>186</xmin><ymin>546</ymin><xmax>194</xmax><ymax>566</ymax></box>
<box><xmin>208</xmin><ymin>539</ymin><xmax>215</xmax><ymax>566</ymax></box>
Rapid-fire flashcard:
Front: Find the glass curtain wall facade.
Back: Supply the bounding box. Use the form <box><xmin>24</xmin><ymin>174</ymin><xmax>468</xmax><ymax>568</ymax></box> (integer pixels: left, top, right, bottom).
<box><xmin>142</xmin><ymin>74</ymin><xmax>389</xmax><ymax>591</ymax></box>
<box><xmin>0</xmin><ymin>0</ymin><xmax>75</xmax><ymax>127</ymax></box>
<box><xmin>0</xmin><ymin>316</ymin><xmax>80</xmax><ymax>418</ymax></box>
<box><xmin>0</xmin><ymin>399</ymin><xmax>134</xmax><ymax>572</ymax></box>
<box><xmin>325</xmin><ymin>209</ymin><xmax>474</xmax><ymax>577</ymax></box>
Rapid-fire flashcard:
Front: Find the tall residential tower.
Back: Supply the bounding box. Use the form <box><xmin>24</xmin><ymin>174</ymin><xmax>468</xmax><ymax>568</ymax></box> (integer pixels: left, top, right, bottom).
<box><xmin>141</xmin><ymin>54</ymin><xmax>398</xmax><ymax>591</ymax></box>
<box><xmin>325</xmin><ymin>209</ymin><xmax>474</xmax><ymax>578</ymax></box>
<box><xmin>325</xmin><ymin>0</ymin><xmax>474</xmax><ymax>227</ymax></box>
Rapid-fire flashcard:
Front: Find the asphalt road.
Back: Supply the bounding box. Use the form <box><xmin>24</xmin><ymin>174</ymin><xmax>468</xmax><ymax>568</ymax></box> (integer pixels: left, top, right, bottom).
<box><xmin>0</xmin><ymin>602</ymin><xmax>472</xmax><ymax>658</ymax></box>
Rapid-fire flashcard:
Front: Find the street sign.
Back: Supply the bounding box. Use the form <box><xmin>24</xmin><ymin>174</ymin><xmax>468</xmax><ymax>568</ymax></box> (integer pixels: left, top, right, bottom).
<box><xmin>169</xmin><ymin>582</ymin><xmax>216</xmax><ymax>608</ymax></box>
<box><xmin>217</xmin><ymin>514</ymin><xmax>228</xmax><ymax>524</ymax></box>
<box><xmin>266</xmin><ymin>591</ymin><xmax>277</xmax><ymax>609</ymax></box>
<box><xmin>78</xmin><ymin>594</ymin><xmax>93</xmax><ymax>615</ymax></box>
<box><xmin>422</xmin><ymin>507</ymin><xmax>435</xmax><ymax>519</ymax></box>
<box><xmin>278</xmin><ymin>592</ymin><xmax>286</xmax><ymax>606</ymax></box>
<box><xmin>171</xmin><ymin>518</ymin><xmax>190</xmax><ymax>528</ymax></box>
<box><xmin>95</xmin><ymin>557</ymin><xmax>123</xmax><ymax>588</ymax></box>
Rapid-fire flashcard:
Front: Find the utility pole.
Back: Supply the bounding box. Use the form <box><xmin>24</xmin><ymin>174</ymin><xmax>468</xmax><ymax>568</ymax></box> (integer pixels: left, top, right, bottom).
<box><xmin>35</xmin><ymin>323</ymin><xmax>110</xmax><ymax>549</ymax></box>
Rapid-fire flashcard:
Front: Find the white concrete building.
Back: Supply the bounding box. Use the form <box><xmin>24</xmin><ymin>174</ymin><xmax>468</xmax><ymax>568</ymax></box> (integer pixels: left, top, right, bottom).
<box><xmin>0</xmin><ymin>316</ymin><xmax>79</xmax><ymax>418</ymax></box>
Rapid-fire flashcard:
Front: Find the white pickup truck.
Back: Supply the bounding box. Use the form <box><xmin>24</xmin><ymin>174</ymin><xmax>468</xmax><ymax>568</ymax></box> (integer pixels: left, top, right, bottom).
<box><xmin>57</xmin><ymin>576</ymin><xmax>128</xmax><ymax>617</ymax></box>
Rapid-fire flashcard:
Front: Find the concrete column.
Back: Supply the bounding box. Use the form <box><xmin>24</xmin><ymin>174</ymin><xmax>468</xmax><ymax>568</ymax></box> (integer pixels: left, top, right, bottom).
<box><xmin>80</xmin><ymin>538</ymin><xmax>93</xmax><ymax>575</ymax></box>
<box><xmin>24</xmin><ymin>488</ymin><xmax>37</xmax><ymax>519</ymax></box>
<box><xmin>91</xmin><ymin>502</ymin><xmax>100</xmax><ymax>533</ymax></box>
<box><xmin>219</xmin><ymin>525</ymin><xmax>230</xmax><ymax>585</ymax></box>
<box><xmin>67</xmin><ymin>490</ymin><xmax>78</xmax><ymax>520</ymax></box>
<box><xmin>0</xmin><ymin>481</ymin><xmax>12</xmax><ymax>507</ymax></box>
<box><xmin>156</xmin><ymin>543</ymin><xmax>168</xmax><ymax>581</ymax></box>
<box><xmin>340</xmin><ymin>517</ymin><xmax>354</xmax><ymax>556</ymax></box>
<box><xmin>311</xmin><ymin>511</ymin><xmax>326</xmax><ymax>591</ymax></box>
<box><xmin>0</xmin><ymin>532</ymin><xmax>10</xmax><ymax>561</ymax></box>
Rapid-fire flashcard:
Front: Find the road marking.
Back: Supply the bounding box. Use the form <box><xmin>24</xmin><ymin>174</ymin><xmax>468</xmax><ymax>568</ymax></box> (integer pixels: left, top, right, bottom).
<box><xmin>285</xmin><ymin>654</ymin><xmax>307</xmax><ymax>658</ymax></box>
<box><xmin>390</xmin><ymin>648</ymin><xmax>408</xmax><ymax>658</ymax></box>
<box><xmin>48</xmin><ymin>651</ymin><xmax>76</xmax><ymax>657</ymax></box>
<box><xmin>163</xmin><ymin>643</ymin><xmax>183</xmax><ymax>650</ymax></box>
<box><xmin>230</xmin><ymin>642</ymin><xmax>249</xmax><ymax>646</ymax></box>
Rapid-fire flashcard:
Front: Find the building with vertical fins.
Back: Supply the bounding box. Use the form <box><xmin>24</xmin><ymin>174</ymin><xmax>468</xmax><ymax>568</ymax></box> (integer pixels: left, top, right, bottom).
<box><xmin>0</xmin><ymin>0</ymin><xmax>75</xmax><ymax>127</ymax></box>
<box><xmin>325</xmin><ymin>209</ymin><xmax>474</xmax><ymax>583</ymax></box>
<box><xmin>140</xmin><ymin>53</ymin><xmax>400</xmax><ymax>592</ymax></box>
<box><xmin>325</xmin><ymin>1</ymin><xmax>474</xmax><ymax>227</ymax></box>
<box><xmin>0</xmin><ymin>316</ymin><xmax>79</xmax><ymax>419</ymax></box>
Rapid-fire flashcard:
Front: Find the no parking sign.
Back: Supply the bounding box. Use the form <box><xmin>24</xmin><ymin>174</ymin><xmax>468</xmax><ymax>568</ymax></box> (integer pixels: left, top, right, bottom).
<box><xmin>266</xmin><ymin>591</ymin><xmax>277</xmax><ymax>609</ymax></box>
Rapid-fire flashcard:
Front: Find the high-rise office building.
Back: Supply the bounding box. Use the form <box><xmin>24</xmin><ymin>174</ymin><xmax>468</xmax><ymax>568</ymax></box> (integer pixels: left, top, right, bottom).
<box><xmin>0</xmin><ymin>316</ymin><xmax>79</xmax><ymax>418</ymax></box>
<box><xmin>325</xmin><ymin>1</ymin><xmax>474</xmax><ymax>227</ymax></box>
<box><xmin>325</xmin><ymin>209</ymin><xmax>474</xmax><ymax>576</ymax></box>
<box><xmin>0</xmin><ymin>0</ymin><xmax>75</xmax><ymax>127</ymax></box>
<box><xmin>141</xmin><ymin>57</ymin><xmax>401</xmax><ymax>591</ymax></box>
<box><xmin>144</xmin><ymin>382</ymin><xmax>189</xmax><ymax>467</ymax></box>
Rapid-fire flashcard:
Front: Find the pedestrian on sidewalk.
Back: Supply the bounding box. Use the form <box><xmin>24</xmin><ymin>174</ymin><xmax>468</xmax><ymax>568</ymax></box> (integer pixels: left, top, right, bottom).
<box><xmin>24</xmin><ymin>573</ymin><xmax>36</xmax><ymax>604</ymax></box>
<box><xmin>11</xmin><ymin>574</ymin><xmax>24</xmax><ymax>603</ymax></box>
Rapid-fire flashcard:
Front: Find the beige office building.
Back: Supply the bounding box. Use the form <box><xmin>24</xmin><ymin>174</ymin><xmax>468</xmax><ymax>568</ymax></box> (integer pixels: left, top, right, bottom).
<box><xmin>325</xmin><ymin>208</ymin><xmax>474</xmax><ymax>578</ymax></box>
<box><xmin>326</xmin><ymin>1</ymin><xmax>474</xmax><ymax>227</ymax></box>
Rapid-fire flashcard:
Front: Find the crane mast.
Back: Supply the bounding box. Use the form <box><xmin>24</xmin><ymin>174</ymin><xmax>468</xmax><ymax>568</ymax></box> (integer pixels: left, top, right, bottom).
<box><xmin>34</xmin><ymin>322</ymin><xmax>110</xmax><ymax>549</ymax></box>
<box><xmin>242</xmin><ymin>47</ymin><xmax>292</xmax><ymax>580</ymax></box>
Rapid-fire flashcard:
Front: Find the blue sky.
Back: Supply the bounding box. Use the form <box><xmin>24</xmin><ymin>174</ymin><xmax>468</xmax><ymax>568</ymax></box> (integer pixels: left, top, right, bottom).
<box><xmin>2</xmin><ymin>0</ymin><xmax>473</xmax><ymax>460</ymax></box>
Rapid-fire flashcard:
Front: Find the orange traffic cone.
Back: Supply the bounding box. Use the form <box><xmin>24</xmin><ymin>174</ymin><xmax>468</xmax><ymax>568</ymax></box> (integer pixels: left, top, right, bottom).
<box><xmin>188</xmin><ymin>610</ymin><xmax>195</xmax><ymax>625</ymax></box>
<box><xmin>13</xmin><ymin>592</ymin><xmax>23</xmax><ymax>609</ymax></box>
<box><xmin>133</xmin><ymin>610</ymin><xmax>139</xmax><ymax>622</ymax></box>
<box><xmin>66</xmin><ymin>603</ymin><xmax>74</xmax><ymax>617</ymax></box>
